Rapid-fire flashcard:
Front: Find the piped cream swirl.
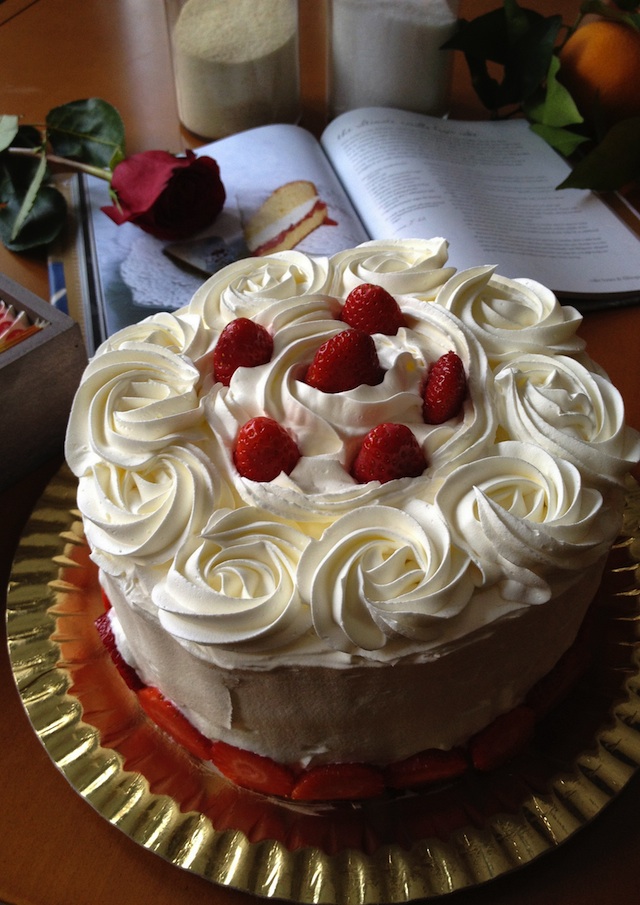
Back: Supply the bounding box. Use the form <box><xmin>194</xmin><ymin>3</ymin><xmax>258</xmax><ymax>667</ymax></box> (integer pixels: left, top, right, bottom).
<box><xmin>65</xmin><ymin>344</ymin><xmax>205</xmax><ymax>473</ymax></box>
<box><xmin>437</xmin><ymin>267</ymin><xmax>585</xmax><ymax>364</ymax></box>
<box><xmin>153</xmin><ymin>508</ymin><xmax>311</xmax><ymax>650</ymax></box>
<box><xmin>299</xmin><ymin>503</ymin><xmax>475</xmax><ymax>653</ymax></box>
<box><xmin>436</xmin><ymin>440</ymin><xmax>620</xmax><ymax>604</ymax></box>
<box><xmin>189</xmin><ymin>250</ymin><xmax>331</xmax><ymax>327</ymax></box>
<box><xmin>330</xmin><ymin>238</ymin><xmax>455</xmax><ymax>297</ymax></box>
<box><xmin>494</xmin><ymin>353</ymin><xmax>640</xmax><ymax>487</ymax></box>
<box><xmin>77</xmin><ymin>441</ymin><xmax>228</xmax><ymax>572</ymax></box>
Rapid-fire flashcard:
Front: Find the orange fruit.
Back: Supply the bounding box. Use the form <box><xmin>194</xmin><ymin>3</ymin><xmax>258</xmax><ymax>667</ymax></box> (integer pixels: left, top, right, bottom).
<box><xmin>558</xmin><ymin>19</ymin><xmax>640</xmax><ymax>128</ymax></box>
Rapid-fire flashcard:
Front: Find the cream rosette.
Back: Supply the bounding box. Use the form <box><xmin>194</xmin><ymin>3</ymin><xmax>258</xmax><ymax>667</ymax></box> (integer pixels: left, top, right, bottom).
<box><xmin>152</xmin><ymin>508</ymin><xmax>311</xmax><ymax>651</ymax></box>
<box><xmin>494</xmin><ymin>353</ymin><xmax>640</xmax><ymax>488</ymax></box>
<box><xmin>77</xmin><ymin>442</ymin><xmax>230</xmax><ymax>574</ymax></box>
<box><xmin>298</xmin><ymin>502</ymin><xmax>475</xmax><ymax>654</ymax></box>
<box><xmin>435</xmin><ymin>440</ymin><xmax>619</xmax><ymax>604</ymax></box>
<box><xmin>187</xmin><ymin>250</ymin><xmax>331</xmax><ymax>328</ymax></box>
<box><xmin>329</xmin><ymin>238</ymin><xmax>455</xmax><ymax>298</ymax></box>
<box><xmin>65</xmin><ymin>344</ymin><xmax>206</xmax><ymax>474</ymax></box>
<box><xmin>93</xmin><ymin>310</ymin><xmax>210</xmax><ymax>362</ymax></box>
<box><xmin>437</xmin><ymin>266</ymin><xmax>585</xmax><ymax>364</ymax></box>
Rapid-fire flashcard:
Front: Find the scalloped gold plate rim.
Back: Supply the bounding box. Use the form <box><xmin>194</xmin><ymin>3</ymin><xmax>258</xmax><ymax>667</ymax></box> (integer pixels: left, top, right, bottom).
<box><xmin>6</xmin><ymin>465</ymin><xmax>640</xmax><ymax>904</ymax></box>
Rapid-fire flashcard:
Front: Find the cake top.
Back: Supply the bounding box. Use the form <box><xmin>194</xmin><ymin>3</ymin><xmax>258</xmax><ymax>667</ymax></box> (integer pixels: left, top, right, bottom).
<box><xmin>65</xmin><ymin>239</ymin><xmax>640</xmax><ymax>665</ymax></box>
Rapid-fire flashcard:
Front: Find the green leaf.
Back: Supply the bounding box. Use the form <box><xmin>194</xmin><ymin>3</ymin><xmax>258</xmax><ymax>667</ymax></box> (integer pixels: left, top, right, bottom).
<box><xmin>525</xmin><ymin>56</ymin><xmax>584</xmax><ymax>128</ymax></box>
<box><xmin>0</xmin><ymin>115</ymin><xmax>19</xmax><ymax>152</ymax></box>
<box><xmin>558</xmin><ymin>116</ymin><xmax>640</xmax><ymax>190</ymax></box>
<box><xmin>46</xmin><ymin>98</ymin><xmax>125</xmax><ymax>170</ymax></box>
<box><xmin>444</xmin><ymin>1</ymin><xmax>563</xmax><ymax>114</ymax></box>
<box><xmin>0</xmin><ymin>168</ymin><xmax>67</xmax><ymax>251</ymax></box>
<box><xmin>10</xmin><ymin>152</ymin><xmax>48</xmax><ymax>241</ymax></box>
<box><xmin>530</xmin><ymin>122</ymin><xmax>589</xmax><ymax>156</ymax></box>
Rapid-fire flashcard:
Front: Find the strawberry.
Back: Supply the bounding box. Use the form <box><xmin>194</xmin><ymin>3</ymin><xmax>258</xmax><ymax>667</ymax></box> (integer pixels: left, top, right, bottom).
<box><xmin>385</xmin><ymin>747</ymin><xmax>469</xmax><ymax>790</ymax></box>
<box><xmin>213</xmin><ymin>317</ymin><xmax>273</xmax><ymax>386</ymax></box>
<box><xmin>138</xmin><ymin>686</ymin><xmax>213</xmax><ymax>761</ymax></box>
<box><xmin>469</xmin><ymin>705</ymin><xmax>536</xmax><ymax>772</ymax></box>
<box><xmin>94</xmin><ymin>610</ymin><xmax>144</xmax><ymax>691</ymax></box>
<box><xmin>352</xmin><ymin>422</ymin><xmax>427</xmax><ymax>483</ymax></box>
<box><xmin>422</xmin><ymin>350</ymin><xmax>467</xmax><ymax>424</ymax></box>
<box><xmin>291</xmin><ymin>762</ymin><xmax>385</xmax><ymax>801</ymax></box>
<box><xmin>233</xmin><ymin>416</ymin><xmax>300</xmax><ymax>482</ymax></box>
<box><xmin>210</xmin><ymin>740</ymin><xmax>296</xmax><ymax>798</ymax></box>
<box><xmin>341</xmin><ymin>283</ymin><xmax>406</xmax><ymax>335</ymax></box>
<box><xmin>305</xmin><ymin>328</ymin><xmax>384</xmax><ymax>393</ymax></box>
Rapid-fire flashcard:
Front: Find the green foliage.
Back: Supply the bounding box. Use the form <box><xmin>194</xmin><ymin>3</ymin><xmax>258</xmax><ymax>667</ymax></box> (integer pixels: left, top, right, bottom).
<box><xmin>0</xmin><ymin>98</ymin><xmax>124</xmax><ymax>251</ymax></box>
<box><xmin>446</xmin><ymin>0</ymin><xmax>640</xmax><ymax>191</ymax></box>
<box><xmin>46</xmin><ymin>98</ymin><xmax>125</xmax><ymax>170</ymax></box>
<box><xmin>444</xmin><ymin>1</ymin><xmax>563</xmax><ymax>113</ymax></box>
<box><xmin>558</xmin><ymin>116</ymin><xmax>640</xmax><ymax>189</ymax></box>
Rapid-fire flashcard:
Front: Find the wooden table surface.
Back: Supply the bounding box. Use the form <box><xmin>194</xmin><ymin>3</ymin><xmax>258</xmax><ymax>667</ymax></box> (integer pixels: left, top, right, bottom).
<box><xmin>1</xmin><ymin>2</ymin><xmax>639</xmax><ymax>904</ymax></box>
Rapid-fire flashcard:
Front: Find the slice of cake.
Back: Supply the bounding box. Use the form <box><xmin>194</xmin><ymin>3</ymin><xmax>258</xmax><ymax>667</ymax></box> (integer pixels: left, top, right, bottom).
<box><xmin>65</xmin><ymin>238</ymin><xmax>640</xmax><ymax>801</ymax></box>
<box><xmin>244</xmin><ymin>180</ymin><xmax>331</xmax><ymax>255</ymax></box>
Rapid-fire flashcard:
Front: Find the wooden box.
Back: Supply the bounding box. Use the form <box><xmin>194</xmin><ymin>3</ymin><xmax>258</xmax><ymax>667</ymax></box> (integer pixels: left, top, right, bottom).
<box><xmin>0</xmin><ymin>273</ymin><xmax>87</xmax><ymax>491</ymax></box>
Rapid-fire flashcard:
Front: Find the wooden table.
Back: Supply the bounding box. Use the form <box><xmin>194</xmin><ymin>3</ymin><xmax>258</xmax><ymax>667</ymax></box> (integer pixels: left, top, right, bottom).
<box><xmin>1</xmin><ymin>2</ymin><xmax>639</xmax><ymax>903</ymax></box>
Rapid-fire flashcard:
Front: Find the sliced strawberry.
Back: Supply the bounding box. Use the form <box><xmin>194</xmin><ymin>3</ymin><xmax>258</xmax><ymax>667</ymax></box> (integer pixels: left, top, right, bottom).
<box><xmin>352</xmin><ymin>422</ymin><xmax>427</xmax><ymax>483</ymax></box>
<box><xmin>469</xmin><ymin>705</ymin><xmax>536</xmax><ymax>772</ymax></box>
<box><xmin>422</xmin><ymin>350</ymin><xmax>467</xmax><ymax>424</ymax></box>
<box><xmin>341</xmin><ymin>283</ymin><xmax>406</xmax><ymax>335</ymax></box>
<box><xmin>100</xmin><ymin>587</ymin><xmax>112</xmax><ymax>611</ymax></box>
<box><xmin>213</xmin><ymin>317</ymin><xmax>273</xmax><ymax>386</ymax></box>
<box><xmin>233</xmin><ymin>416</ymin><xmax>300</xmax><ymax>482</ymax></box>
<box><xmin>304</xmin><ymin>328</ymin><xmax>384</xmax><ymax>393</ymax></box>
<box><xmin>385</xmin><ymin>746</ymin><xmax>469</xmax><ymax>790</ymax></box>
<box><xmin>291</xmin><ymin>762</ymin><xmax>385</xmax><ymax>801</ymax></box>
<box><xmin>210</xmin><ymin>740</ymin><xmax>296</xmax><ymax>798</ymax></box>
<box><xmin>138</xmin><ymin>686</ymin><xmax>213</xmax><ymax>761</ymax></box>
<box><xmin>94</xmin><ymin>610</ymin><xmax>144</xmax><ymax>691</ymax></box>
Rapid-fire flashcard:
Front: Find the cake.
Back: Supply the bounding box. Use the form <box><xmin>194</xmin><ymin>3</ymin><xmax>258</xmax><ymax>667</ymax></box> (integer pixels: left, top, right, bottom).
<box><xmin>65</xmin><ymin>238</ymin><xmax>640</xmax><ymax>800</ymax></box>
<box><xmin>244</xmin><ymin>181</ymin><xmax>332</xmax><ymax>255</ymax></box>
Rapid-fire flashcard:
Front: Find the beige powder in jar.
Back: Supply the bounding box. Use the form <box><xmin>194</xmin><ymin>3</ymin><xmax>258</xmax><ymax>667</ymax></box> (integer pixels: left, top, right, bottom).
<box><xmin>172</xmin><ymin>0</ymin><xmax>299</xmax><ymax>139</ymax></box>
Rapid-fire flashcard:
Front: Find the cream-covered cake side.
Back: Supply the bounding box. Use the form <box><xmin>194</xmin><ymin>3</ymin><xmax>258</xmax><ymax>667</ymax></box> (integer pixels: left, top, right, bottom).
<box><xmin>65</xmin><ymin>238</ymin><xmax>640</xmax><ymax>777</ymax></box>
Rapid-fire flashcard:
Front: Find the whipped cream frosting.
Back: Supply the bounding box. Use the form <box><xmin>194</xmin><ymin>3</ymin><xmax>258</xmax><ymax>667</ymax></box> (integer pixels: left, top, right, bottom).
<box><xmin>66</xmin><ymin>238</ymin><xmax>640</xmax><ymax>668</ymax></box>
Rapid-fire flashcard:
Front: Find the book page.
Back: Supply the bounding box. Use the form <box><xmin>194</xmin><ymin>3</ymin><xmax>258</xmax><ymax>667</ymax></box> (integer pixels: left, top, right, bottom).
<box><xmin>201</xmin><ymin>123</ymin><xmax>369</xmax><ymax>256</ymax></box>
<box><xmin>81</xmin><ymin>124</ymin><xmax>369</xmax><ymax>345</ymax></box>
<box><xmin>321</xmin><ymin>108</ymin><xmax>640</xmax><ymax>299</ymax></box>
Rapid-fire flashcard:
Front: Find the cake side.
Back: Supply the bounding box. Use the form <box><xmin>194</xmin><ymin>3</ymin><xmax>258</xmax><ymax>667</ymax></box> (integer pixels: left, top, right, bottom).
<box><xmin>103</xmin><ymin>559</ymin><xmax>603</xmax><ymax>767</ymax></box>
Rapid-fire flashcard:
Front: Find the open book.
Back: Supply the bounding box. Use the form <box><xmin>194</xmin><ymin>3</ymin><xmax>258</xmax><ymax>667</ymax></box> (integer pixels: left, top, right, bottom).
<box><xmin>65</xmin><ymin>106</ymin><xmax>640</xmax><ymax>352</ymax></box>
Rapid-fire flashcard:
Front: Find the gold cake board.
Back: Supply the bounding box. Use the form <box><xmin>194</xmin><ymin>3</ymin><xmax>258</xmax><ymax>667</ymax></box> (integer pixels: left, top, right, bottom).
<box><xmin>6</xmin><ymin>466</ymin><xmax>640</xmax><ymax>904</ymax></box>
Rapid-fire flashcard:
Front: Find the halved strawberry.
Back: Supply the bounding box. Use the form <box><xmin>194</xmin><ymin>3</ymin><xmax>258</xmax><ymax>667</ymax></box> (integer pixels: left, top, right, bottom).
<box><xmin>351</xmin><ymin>422</ymin><xmax>427</xmax><ymax>483</ymax></box>
<box><xmin>385</xmin><ymin>746</ymin><xmax>469</xmax><ymax>790</ymax></box>
<box><xmin>341</xmin><ymin>283</ymin><xmax>406</xmax><ymax>335</ymax></box>
<box><xmin>304</xmin><ymin>328</ymin><xmax>384</xmax><ymax>393</ymax></box>
<box><xmin>210</xmin><ymin>740</ymin><xmax>296</xmax><ymax>798</ymax></box>
<box><xmin>233</xmin><ymin>416</ymin><xmax>300</xmax><ymax>482</ymax></box>
<box><xmin>291</xmin><ymin>762</ymin><xmax>385</xmax><ymax>801</ymax></box>
<box><xmin>138</xmin><ymin>686</ymin><xmax>213</xmax><ymax>761</ymax></box>
<box><xmin>213</xmin><ymin>317</ymin><xmax>273</xmax><ymax>386</ymax></box>
<box><xmin>469</xmin><ymin>705</ymin><xmax>536</xmax><ymax>772</ymax></box>
<box><xmin>94</xmin><ymin>610</ymin><xmax>144</xmax><ymax>691</ymax></box>
<box><xmin>422</xmin><ymin>350</ymin><xmax>467</xmax><ymax>424</ymax></box>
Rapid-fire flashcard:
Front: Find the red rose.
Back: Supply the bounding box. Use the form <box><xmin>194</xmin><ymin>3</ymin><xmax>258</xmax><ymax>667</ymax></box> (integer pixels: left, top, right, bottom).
<box><xmin>101</xmin><ymin>149</ymin><xmax>225</xmax><ymax>240</ymax></box>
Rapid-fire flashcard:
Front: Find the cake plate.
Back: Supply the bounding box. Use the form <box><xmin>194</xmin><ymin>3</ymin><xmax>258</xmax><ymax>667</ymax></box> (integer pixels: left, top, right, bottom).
<box><xmin>6</xmin><ymin>465</ymin><xmax>640</xmax><ymax>904</ymax></box>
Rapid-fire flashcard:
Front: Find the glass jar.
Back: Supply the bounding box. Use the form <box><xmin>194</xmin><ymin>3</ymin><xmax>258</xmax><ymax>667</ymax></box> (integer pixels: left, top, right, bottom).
<box><xmin>328</xmin><ymin>0</ymin><xmax>460</xmax><ymax>119</ymax></box>
<box><xmin>164</xmin><ymin>0</ymin><xmax>300</xmax><ymax>140</ymax></box>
